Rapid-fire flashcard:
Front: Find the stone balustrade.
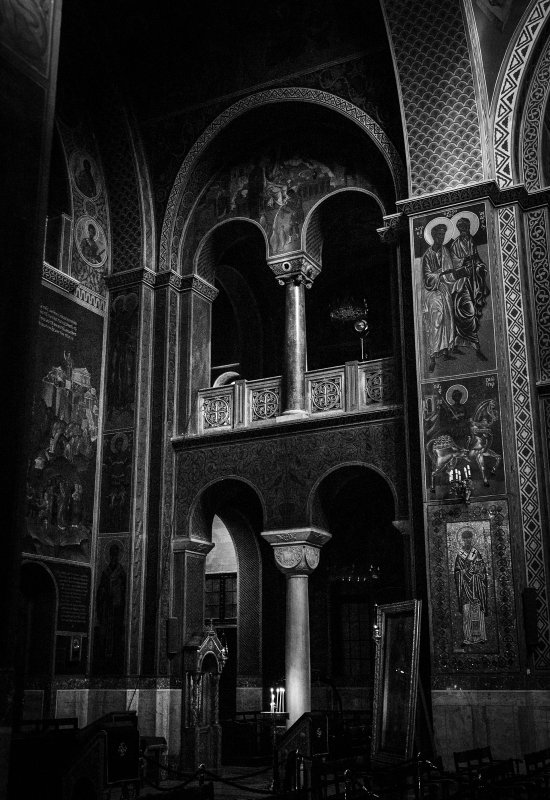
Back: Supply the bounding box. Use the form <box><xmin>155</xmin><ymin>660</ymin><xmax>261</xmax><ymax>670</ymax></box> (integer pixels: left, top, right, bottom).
<box><xmin>196</xmin><ymin>357</ymin><xmax>399</xmax><ymax>435</ymax></box>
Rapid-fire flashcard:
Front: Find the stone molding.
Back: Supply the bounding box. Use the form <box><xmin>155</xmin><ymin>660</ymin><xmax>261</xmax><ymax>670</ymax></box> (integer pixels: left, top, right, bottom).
<box><xmin>272</xmin><ymin>543</ymin><xmax>321</xmax><ymax>575</ymax></box>
<box><xmin>396</xmin><ymin>181</ymin><xmax>550</xmax><ymax>216</ymax></box>
<box><xmin>42</xmin><ymin>262</ymin><xmax>80</xmax><ymax>293</ymax></box>
<box><xmin>172</xmin><ymin>538</ymin><xmax>215</xmax><ymax>555</ymax></box>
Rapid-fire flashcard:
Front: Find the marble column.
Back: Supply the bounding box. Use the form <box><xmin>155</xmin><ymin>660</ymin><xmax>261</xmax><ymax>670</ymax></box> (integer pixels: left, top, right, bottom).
<box><xmin>262</xmin><ymin>527</ymin><xmax>331</xmax><ymax>726</ymax></box>
<box><xmin>268</xmin><ymin>254</ymin><xmax>321</xmax><ymax>419</ymax></box>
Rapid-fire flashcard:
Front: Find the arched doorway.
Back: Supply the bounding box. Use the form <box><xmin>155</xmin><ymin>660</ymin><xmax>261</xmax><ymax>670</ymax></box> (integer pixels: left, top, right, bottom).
<box><xmin>17</xmin><ymin>561</ymin><xmax>58</xmax><ymax>719</ymax></box>
<box><xmin>309</xmin><ymin>465</ymin><xmax>405</xmax><ymax>712</ymax></box>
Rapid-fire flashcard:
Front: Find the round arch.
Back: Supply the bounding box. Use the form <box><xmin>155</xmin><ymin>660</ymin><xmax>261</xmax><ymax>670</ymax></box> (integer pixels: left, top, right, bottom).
<box><xmin>160</xmin><ymin>87</ymin><xmax>406</xmax><ymax>272</ymax></box>
<box><xmin>493</xmin><ymin>0</ymin><xmax>550</xmax><ymax>188</ymax></box>
<box><xmin>193</xmin><ymin>216</ymin><xmax>269</xmax><ymax>280</ymax></box>
<box><xmin>303</xmin><ymin>186</ymin><xmax>386</xmax><ymax>268</ymax></box>
<box><xmin>521</xmin><ymin>32</ymin><xmax>550</xmax><ymax>190</ymax></box>
<box><xmin>188</xmin><ymin>475</ymin><xmax>267</xmax><ymax>539</ymax></box>
<box><xmin>307</xmin><ymin>460</ymin><xmax>398</xmax><ymax>530</ymax></box>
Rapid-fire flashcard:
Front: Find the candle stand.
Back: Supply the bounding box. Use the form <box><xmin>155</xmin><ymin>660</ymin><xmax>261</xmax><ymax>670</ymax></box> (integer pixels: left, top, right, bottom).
<box><xmin>261</xmin><ymin>711</ymin><xmax>289</xmax><ymax>792</ymax></box>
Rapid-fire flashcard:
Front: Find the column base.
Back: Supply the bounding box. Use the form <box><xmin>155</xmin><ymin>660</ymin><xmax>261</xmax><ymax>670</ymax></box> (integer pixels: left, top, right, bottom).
<box><xmin>276</xmin><ymin>410</ymin><xmax>308</xmax><ymax>422</ymax></box>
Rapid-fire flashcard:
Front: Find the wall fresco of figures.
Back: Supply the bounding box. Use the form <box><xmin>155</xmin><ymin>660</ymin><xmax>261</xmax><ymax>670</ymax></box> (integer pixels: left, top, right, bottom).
<box><xmin>104</xmin><ymin>290</ymin><xmax>139</xmax><ymax>429</ymax></box>
<box><xmin>413</xmin><ymin>203</ymin><xmax>496</xmax><ymax>380</ymax></box>
<box><xmin>24</xmin><ymin>286</ymin><xmax>103</xmax><ymax>563</ymax></box>
<box><xmin>422</xmin><ymin>374</ymin><xmax>504</xmax><ymax>500</ymax></box>
<box><xmin>427</xmin><ymin>501</ymin><xmax>519</xmax><ymax>679</ymax></box>
<box><xmin>55</xmin><ymin>119</ymin><xmax>110</xmax><ymax>294</ymax></box>
<box><xmin>92</xmin><ymin>535</ymin><xmax>129</xmax><ymax>674</ymax></box>
<box><xmin>182</xmin><ymin>151</ymin><xmax>376</xmax><ymax>265</ymax></box>
<box><xmin>99</xmin><ymin>431</ymin><xmax>133</xmax><ymax>533</ymax></box>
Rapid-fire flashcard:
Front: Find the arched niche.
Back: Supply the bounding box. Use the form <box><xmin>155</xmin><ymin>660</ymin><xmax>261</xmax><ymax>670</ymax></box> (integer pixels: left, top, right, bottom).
<box><xmin>307</xmin><ymin>464</ymin><xmax>405</xmax><ymax>705</ymax></box>
<box><xmin>172</xmin><ymin>98</ymin><xmax>400</xmax><ymax>276</ymax></box>
<box><xmin>18</xmin><ymin>561</ymin><xmax>58</xmax><ymax>679</ymax></box>
<box><xmin>188</xmin><ymin>478</ymin><xmax>266</xmax><ymax>717</ymax></box>
<box><xmin>304</xmin><ymin>189</ymin><xmax>393</xmax><ymax>370</ymax></box>
<box><xmin>197</xmin><ymin>219</ymin><xmax>283</xmax><ymax>383</ymax></box>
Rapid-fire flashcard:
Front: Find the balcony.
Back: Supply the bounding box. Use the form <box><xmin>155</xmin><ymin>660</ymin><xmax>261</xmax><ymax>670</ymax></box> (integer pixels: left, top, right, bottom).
<box><xmin>195</xmin><ymin>358</ymin><xmax>400</xmax><ymax>436</ymax></box>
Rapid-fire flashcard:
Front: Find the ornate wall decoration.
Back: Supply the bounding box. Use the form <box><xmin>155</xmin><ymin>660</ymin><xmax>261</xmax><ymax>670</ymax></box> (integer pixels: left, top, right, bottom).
<box><xmin>494</xmin><ymin>0</ymin><xmax>550</xmax><ymax>188</ymax></box>
<box><xmin>0</xmin><ymin>0</ymin><xmax>52</xmax><ymax>78</ymax></box>
<box><xmin>526</xmin><ymin>208</ymin><xmax>550</xmax><ymax>382</ymax></box>
<box><xmin>498</xmin><ymin>205</ymin><xmax>550</xmax><ymax>669</ymax></box>
<box><xmin>92</xmin><ymin>535</ymin><xmax>130</xmax><ymax>675</ymax></box>
<box><xmin>311</xmin><ymin>378</ymin><xmax>342</xmax><ymax>412</ymax></box>
<box><xmin>521</xmin><ymin>36</ymin><xmax>550</xmax><ymax>191</ymax></box>
<box><xmin>383</xmin><ymin>0</ymin><xmax>484</xmax><ymax>196</ymax></box>
<box><xmin>175</xmin><ymin>419</ymin><xmax>407</xmax><ymax>534</ymax></box>
<box><xmin>99</xmin><ymin>431</ymin><xmax>133</xmax><ymax>533</ymax></box>
<box><xmin>94</xmin><ymin>103</ymin><xmax>142</xmax><ymax>274</ymax></box>
<box><xmin>427</xmin><ymin>501</ymin><xmax>519</xmax><ymax>676</ymax></box>
<box><xmin>58</xmin><ymin>120</ymin><xmax>110</xmax><ymax>297</ymax></box>
<box><xmin>412</xmin><ymin>203</ymin><xmax>496</xmax><ymax>380</ymax></box>
<box><xmin>24</xmin><ymin>285</ymin><xmax>103</xmax><ymax>565</ymax></box>
<box><xmin>364</xmin><ymin>367</ymin><xmax>397</xmax><ymax>405</ymax></box>
<box><xmin>104</xmin><ymin>290</ymin><xmax>139</xmax><ymax>430</ymax></box>
<box><xmin>160</xmin><ymin>87</ymin><xmax>406</xmax><ymax>273</ymax></box>
<box><xmin>252</xmin><ymin>389</ymin><xmax>279</xmax><ymax>421</ymax></box>
<box><xmin>202</xmin><ymin>396</ymin><xmax>232</xmax><ymax>429</ymax></box>
<box><xmin>421</xmin><ymin>374</ymin><xmax>505</xmax><ymax>501</ymax></box>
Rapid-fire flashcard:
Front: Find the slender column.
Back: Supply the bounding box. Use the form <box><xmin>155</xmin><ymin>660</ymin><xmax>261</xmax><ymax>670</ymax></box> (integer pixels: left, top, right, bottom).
<box><xmin>262</xmin><ymin>527</ymin><xmax>331</xmax><ymax>726</ymax></box>
<box><xmin>268</xmin><ymin>254</ymin><xmax>321</xmax><ymax>419</ymax></box>
<box><xmin>283</xmin><ymin>277</ymin><xmax>307</xmax><ymax>414</ymax></box>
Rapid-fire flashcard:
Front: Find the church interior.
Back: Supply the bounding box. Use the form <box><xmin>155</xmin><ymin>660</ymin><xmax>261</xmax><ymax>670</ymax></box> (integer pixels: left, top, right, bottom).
<box><xmin>2</xmin><ymin>0</ymin><xmax>550</xmax><ymax>797</ymax></box>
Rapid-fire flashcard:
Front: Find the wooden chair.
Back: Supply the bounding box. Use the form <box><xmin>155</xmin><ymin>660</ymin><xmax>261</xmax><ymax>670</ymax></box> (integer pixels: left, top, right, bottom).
<box><xmin>524</xmin><ymin>747</ymin><xmax>550</xmax><ymax>800</ymax></box>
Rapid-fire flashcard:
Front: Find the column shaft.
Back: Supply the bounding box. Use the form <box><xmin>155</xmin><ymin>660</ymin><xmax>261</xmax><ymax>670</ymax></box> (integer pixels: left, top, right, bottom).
<box><xmin>285</xmin><ymin>574</ymin><xmax>311</xmax><ymax>725</ymax></box>
<box><xmin>283</xmin><ymin>279</ymin><xmax>307</xmax><ymax>414</ymax></box>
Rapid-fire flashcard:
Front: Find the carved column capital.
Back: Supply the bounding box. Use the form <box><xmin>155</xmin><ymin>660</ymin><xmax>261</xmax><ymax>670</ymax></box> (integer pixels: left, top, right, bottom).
<box><xmin>376</xmin><ymin>213</ymin><xmax>408</xmax><ymax>244</ymax></box>
<box><xmin>261</xmin><ymin>527</ymin><xmax>331</xmax><ymax>575</ymax></box>
<box><xmin>267</xmin><ymin>252</ymin><xmax>321</xmax><ymax>289</ymax></box>
<box><xmin>392</xmin><ymin>518</ymin><xmax>411</xmax><ymax>537</ymax></box>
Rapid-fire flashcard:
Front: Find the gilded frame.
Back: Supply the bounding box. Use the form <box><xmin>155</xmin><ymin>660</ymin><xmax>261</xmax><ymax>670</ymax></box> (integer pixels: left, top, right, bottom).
<box><xmin>371</xmin><ymin>599</ymin><xmax>422</xmax><ymax>765</ymax></box>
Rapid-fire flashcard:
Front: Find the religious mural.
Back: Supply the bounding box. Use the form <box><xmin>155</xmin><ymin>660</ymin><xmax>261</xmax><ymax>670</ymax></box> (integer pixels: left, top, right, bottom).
<box><xmin>25</xmin><ymin>286</ymin><xmax>103</xmax><ymax>563</ymax></box>
<box><xmin>184</xmin><ymin>152</ymin><xmax>375</xmax><ymax>265</ymax></box>
<box><xmin>74</xmin><ymin>215</ymin><xmax>108</xmax><ymax>269</ymax></box>
<box><xmin>99</xmin><ymin>430</ymin><xmax>133</xmax><ymax>533</ymax></box>
<box><xmin>447</xmin><ymin>520</ymin><xmax>495</xmax><ymax>652</ymax></box>
<box><xmin>93</xmin><ymin>536</ymin><xmax>128</xmax><ymax>674</ymax></box>
<box><xmin>105</xmin><ymin>291</ymin><xmax>139</xmax><ymax>429</ymax></box>
<box><xmin>70</xmin><ymin>152</ymin><xmax>101</xmax><ymax>199</ymax></box>
<box><xmin>413</xmin><ymin>203</ymin><xmax>496</xmax><ymax>380</ymax></box>
<box><xmin>422</xmin><ymin>374</ymin><xmax>504</xmax><ymax>500</ymax></box>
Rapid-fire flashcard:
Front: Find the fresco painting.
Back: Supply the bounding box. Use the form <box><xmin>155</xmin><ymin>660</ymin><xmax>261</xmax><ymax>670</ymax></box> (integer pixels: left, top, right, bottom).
<box><xmin>184</xmin><ymin>152</ymin><xmax>376</xmax><ymax>263</ymax></box>
<box><xmin>413</xmin><ymin>203</ymin><xmax>496</xmax><ymax>380</ymax></box>
<box><xmin>25</xmin><ymin>287</ymin><xmax>103</xmax><ymax>563</ymax></box>
<box><xmin>446</xmin><ymin>519</ymin><xmax>497</xmax><ymax>654</ymax></box>
<box><xmin>422</xmin><ymin>374</ymin><xmax>504</xmax><ymax>500</ymax></box>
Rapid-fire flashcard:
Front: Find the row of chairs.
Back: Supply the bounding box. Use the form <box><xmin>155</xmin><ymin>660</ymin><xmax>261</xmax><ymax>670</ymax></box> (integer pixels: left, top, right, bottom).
<box><xmin>281</xmin><ymin>745</ymin><xmax>550</xmax><ymax>799</ymax></box>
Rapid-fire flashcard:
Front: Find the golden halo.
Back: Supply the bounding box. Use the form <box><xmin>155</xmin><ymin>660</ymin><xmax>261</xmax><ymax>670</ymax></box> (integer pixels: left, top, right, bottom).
<box><xmin>423</xmin><ymin>216</ymin><xmax>453</xmax><ymax>245</ymax></box>
<box><xmin>449</xmin><ymin>210</ymin><xmax>480</xmax><ymax>239</ymax></box>
<box><xmin>446</xmin><ymin>384</ymin><xmax>468</xmax><ymax>405</ymax></box>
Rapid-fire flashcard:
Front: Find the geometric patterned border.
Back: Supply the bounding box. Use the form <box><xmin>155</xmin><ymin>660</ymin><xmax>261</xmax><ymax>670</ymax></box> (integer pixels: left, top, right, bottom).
<box><xmin>522</xmin><ymin>36</ymin><xmax>550</xmax><ymax>191</ymax></box>
<box><xmin>527</xmin><ymin>208</ymin><xmax>550</xmax><ymax>381</ymax></box>
<box><xmin>498</xmin><ymin>205</ymin><xmax>550</xmax><ymax>668</ymax></box>
<box><xmin>494</xmin><ymin>0</ymin><xmax>550</xmax><ymax>189</ymax></box>
<box><xmin>159</xmin><ymin>87</ymin><xmax>407</xmax><ymax>271</ymax></box>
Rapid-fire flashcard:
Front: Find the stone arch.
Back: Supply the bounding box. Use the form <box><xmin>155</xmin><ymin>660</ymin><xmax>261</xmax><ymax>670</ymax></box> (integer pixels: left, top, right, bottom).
<box><xmin>188</xmin><ymin>476</ymin><xmax>267</xmax><ymax>543</ymax></box>
<box><xmin>493</xmin><ymin>0</ymin><xmax>550</xmax><ymax>188</ymax></box>
<box><xmin>194</xmin><ymin>217</ymin><xmax>268</xmax><ymax>282</ymax></box>
<box><xmin>521</xmin><ymin>32</ymin><xmax>550</xmax><ymax>190</ymax></box>
<box><xmin>160</xmin><ymin>87</ymin><xmax>406</xmax><ymax>273</ymax></box>
<box><xmin>188</xmin><ymin>477</ymin><xmax>266</xmax><ymax>712</ymax></box>
<box><xmin>307</xmin><ymin>460</ymin><xmax>398</xmax><ymax>530</ymax></box>
<box><xmin>303</xmin><ymin>187</ymin><xmax>386</xmax><ymax>265</ymax></box>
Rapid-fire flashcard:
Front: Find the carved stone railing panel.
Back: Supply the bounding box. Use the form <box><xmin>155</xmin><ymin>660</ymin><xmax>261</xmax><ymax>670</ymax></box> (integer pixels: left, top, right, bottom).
<box><xmin>199</xmin><ymin>388</ymin><xmax>234</xmax><ymax>433</ymax></box>
<box><xmin>247</xmin><ymin>377</ymin><xmax>282</xmax><ymax>424</ymax></box>
<box><xmin>195</xmin><ymin>358</ymin><xmax>399</xmax><ymax>435</ymax></box>
<box><xmin>359</xmin><ymin>359</ymin><xmax>400</xmax><ymax>409</ymax></box>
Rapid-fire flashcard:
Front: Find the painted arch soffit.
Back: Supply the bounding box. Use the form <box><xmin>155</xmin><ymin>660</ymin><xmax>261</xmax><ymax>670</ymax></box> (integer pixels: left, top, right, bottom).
<box><xmin>159</xmin><ymin>87</ymin><xmax>407</xmax><ymax>273</ymax></box>
<box><xmin>493</xmin><ymin>0</ymin><xmax>550</xmax><ymax>189</ymax></box>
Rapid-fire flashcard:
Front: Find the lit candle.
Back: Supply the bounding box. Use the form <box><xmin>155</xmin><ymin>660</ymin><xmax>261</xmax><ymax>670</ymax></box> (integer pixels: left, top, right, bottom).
<box><xmin>281</xmin><ymin>688</ymin><xmax>285</xmax><ymax>713</ymax></box>
<box><xmin>270</xmin><ymin>687</ymin><xmax>275</xmax><ymax>713</ymax></box>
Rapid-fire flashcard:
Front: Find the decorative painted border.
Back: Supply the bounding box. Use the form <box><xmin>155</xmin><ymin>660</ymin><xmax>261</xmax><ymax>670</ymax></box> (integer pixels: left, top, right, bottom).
<box><xmin>522</xmin><ymin>35</ymin><xmax>550</xmax><ymax>191</ymax></box>
<box><xmin>494</xmin><ymin>0</ymin><xmax>550</xmax><ymax>189</ymax></box>
<box><xmin>526</xmin><ymin>208</ymin><xmax>550</xmax><ymax>381</ymax></box>
<box><xmin>498</xmin><ymin>205</ymin><xmax>550</xmax><ymax>668</ymax></box>
<box><xmin>159</xmin><ymin>87</ymin><xmax>406</xmax><ymax>272</ymax></box>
